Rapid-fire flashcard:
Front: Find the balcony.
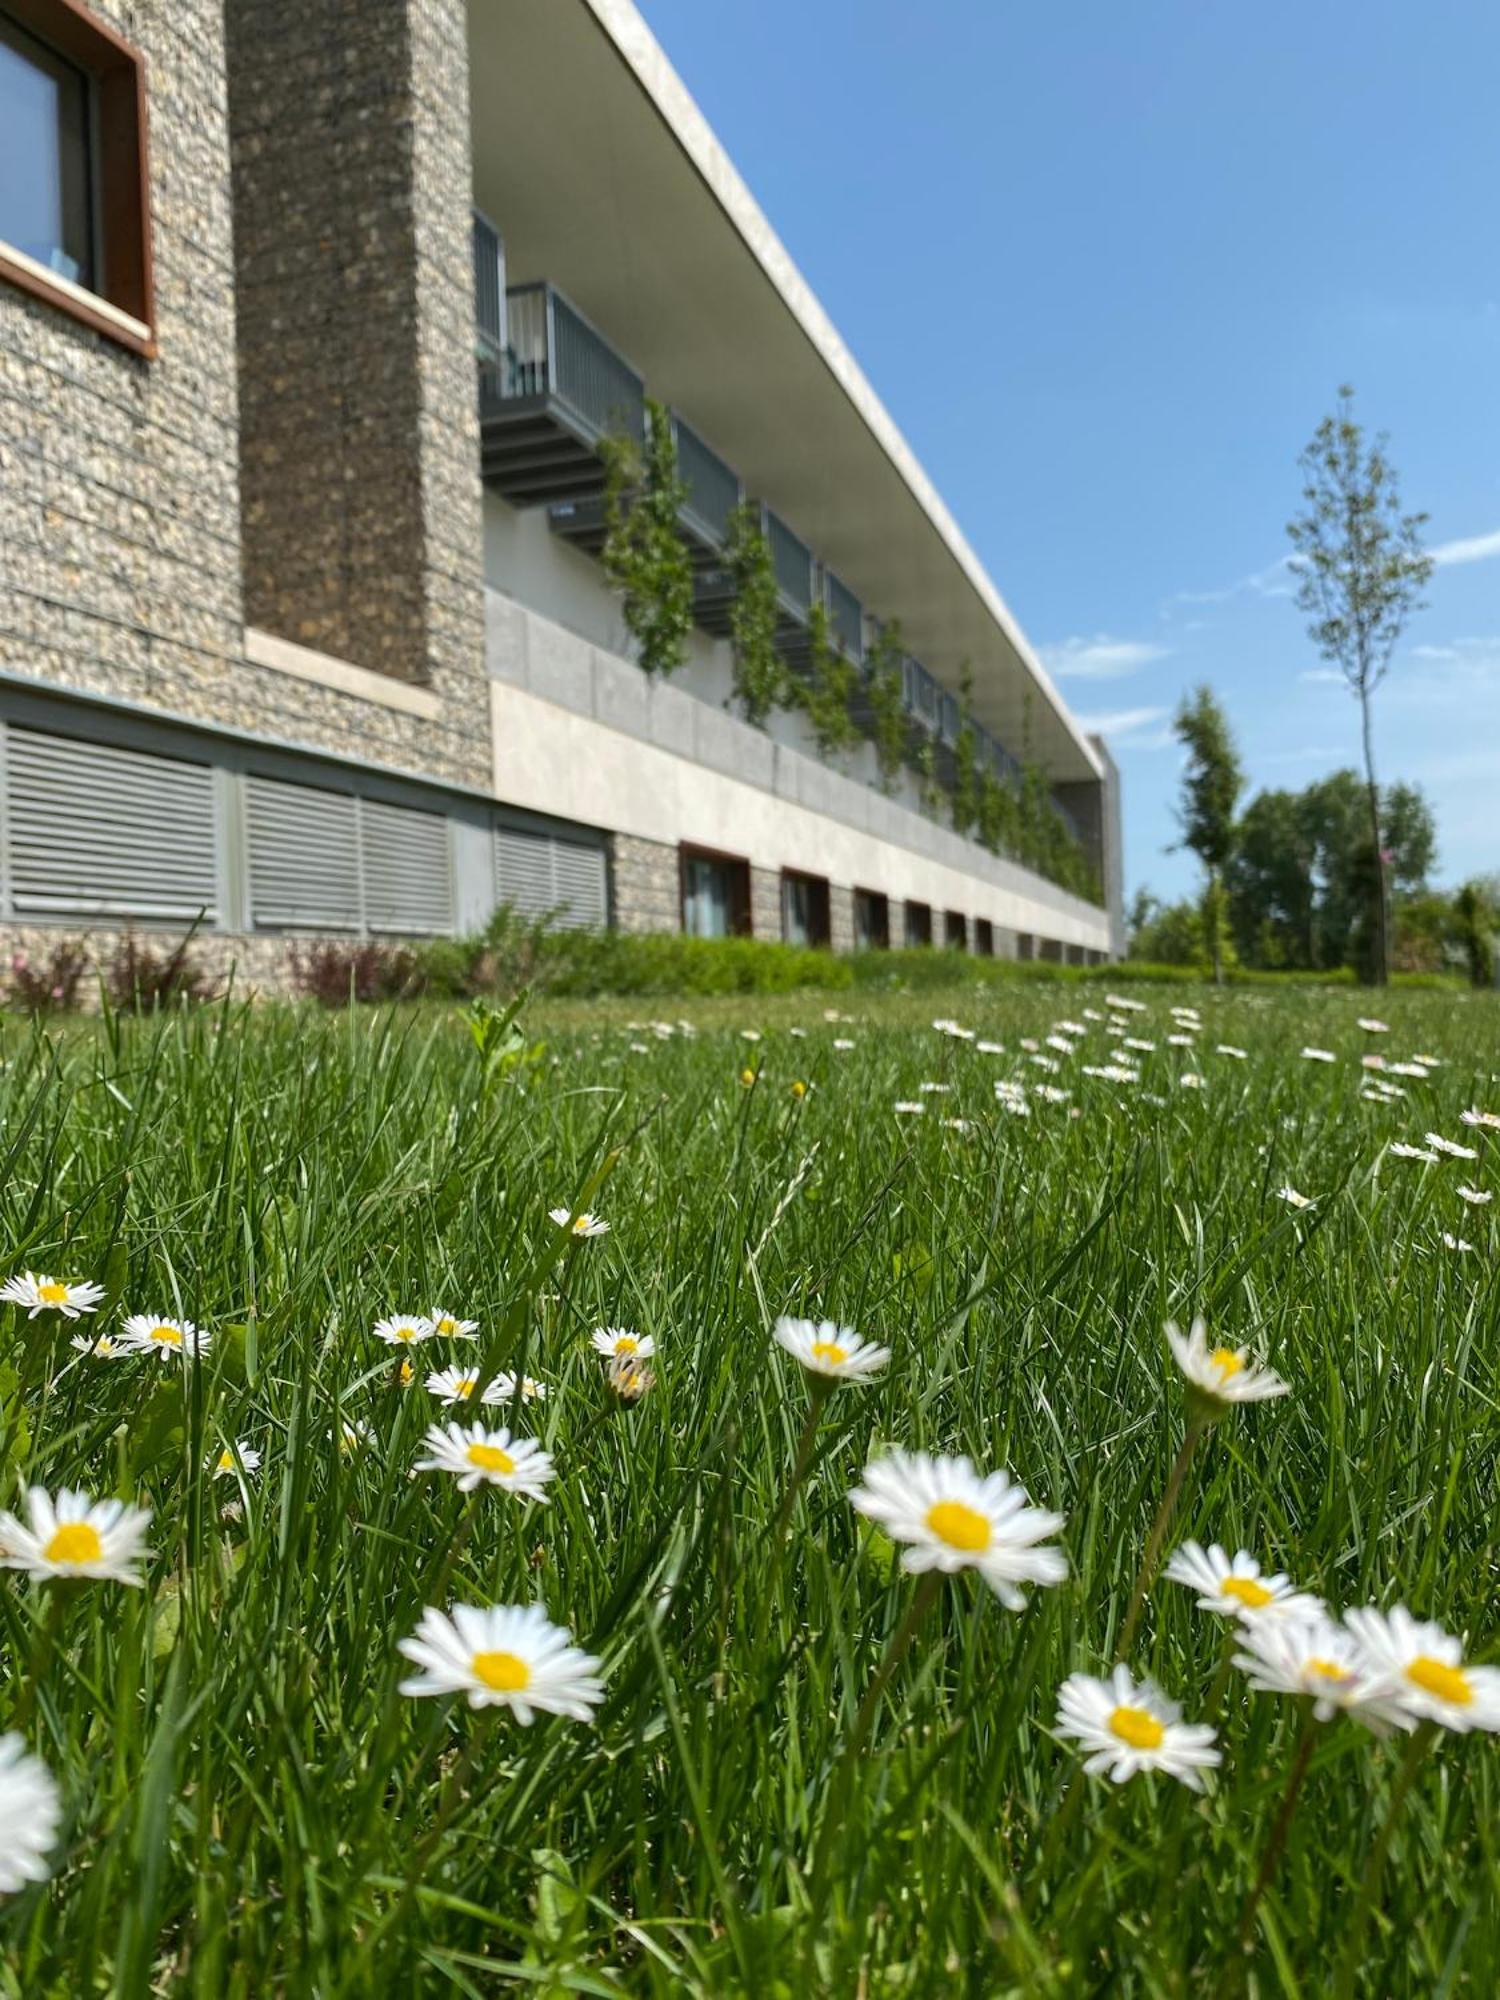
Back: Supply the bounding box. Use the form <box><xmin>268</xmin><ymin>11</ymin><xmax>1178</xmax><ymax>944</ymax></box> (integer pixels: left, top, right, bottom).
<box><xmin>479</xmin><ymin>280</ymin><xmax>645</xmax><ymax>506</ymax></box>
<box><xmin>692</xmin><ymin>500</ymin><xmax>816</xmax><ymax>654</ymax></box>
<box><xmin>824</xmin><ymin>569</ymin><xmax>864</xmax><ymax>663</ymax></box>
<box><xmin>549</xmin><ymin>407</ymin><xmax>743</xmax><ymax>568</ymax></box>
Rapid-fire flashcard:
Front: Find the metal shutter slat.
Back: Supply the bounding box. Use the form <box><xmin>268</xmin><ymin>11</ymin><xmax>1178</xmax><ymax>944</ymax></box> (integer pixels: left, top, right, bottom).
<box><xmin>7</xmin><ymin>727</ymin><xmax>219</xmax><ymax>921</ymax></box>
<box><xmin>362</xmin><ymin>800</ymin><xmax>452</xmax><ymax>936</ymax></box>
<box><xmin>550</xmin><ymin>840</ymin><xmax>607</xmax><ymax>929</ymax></box>
<box><xmin>246</xmin><ymin>777</ymin><xmax>360</xmax><ymax>932</ymax></box>
<box><xmin>495</xmin><ymin>825</ymin><xmax>558</xmax><ymax>918</ymax></box>
<box><xmin>494</xmin><ymin>825</ymin><xmax>605</xmax><ymax>929</ymax></box>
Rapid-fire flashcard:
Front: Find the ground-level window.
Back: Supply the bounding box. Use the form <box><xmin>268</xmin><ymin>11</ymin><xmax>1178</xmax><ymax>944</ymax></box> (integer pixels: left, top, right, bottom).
<box><xmin>853</xmin><ymin>887</ymin><xmax>889</xmax><ymax>950</ymax></box>
<box><xmin>0</xmin><ymin>2</ymin><xmax>153</xmax><ymax>350</ymax></box>
<box><xmin>944</xmin><ymin>910</ymin><xmax>967</xmax><ymax>951</ymax></box>
<box><xmin>781</xmin><ymin>869</ymin><xmax>830</xmax><ymax>948</ymax></box>
<box><xmin>974</xmin><ymin>917</ymin><xmax>994</xmax><ymax>957</ymax></box>
<box><xmin>904</xmin><ymin>900</ymin><xmax>932</xmax><ymax>948</ymax></box>
<box><xmin>681</xmin><ymin>846</ymin><xmax>750</xmax><ymax>938</ymax></box>
<box><xmin>1016</xmin><ymin>933</ymin><xmax>1036</xmax><ymax>962</ymax></box>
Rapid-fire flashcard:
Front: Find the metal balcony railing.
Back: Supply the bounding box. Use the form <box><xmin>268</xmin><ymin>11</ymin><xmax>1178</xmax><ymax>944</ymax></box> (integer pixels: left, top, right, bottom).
<box><xmin>473</xmin><ymin>211</ymin><xmax>505</xmax><ymax>366</ymax></box>
<box><xmin>901</xmin><ymin>655</ymin><xmax>940</xmax><ymax>732</ymax></box>
<box><xmin>765</xmin><ymin>508</ymin><xmax>815</xmax><ymax>619</ymax></box>
<box><xmin>823</xmin><ymin>569</ymin><xmax>864</xmax><ymax>661</ymax></box>
<box><xmin>487</xmin><ymin>282</ymin><xmax>646</xmax><ymax>445</ymax></box>
<box><xmin>938</xmin><ymin>691</ymin><xmax>962</xmax><ymax>747</ymax></box>
<box><xmin>673</xmin><ymin>415</ymin><xmax>741</xmax><ymax>554</ymax></box>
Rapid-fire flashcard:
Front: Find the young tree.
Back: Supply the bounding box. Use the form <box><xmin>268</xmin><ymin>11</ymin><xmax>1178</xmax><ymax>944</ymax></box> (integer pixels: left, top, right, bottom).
<box><xmin>864</xmin><ymin>620</ymin><xmax>909</xmax><ymax>794</ymax></box>
<box><xmin>725</xmin><ymin>503</ymin><xmax>785</xmax><ymax>727</ymax></box>
<box><xmin>799</xmin><ymin>599</ymin><xmax>860</xmax><ymax>762</ymax></box>
<box><xmin>599</xmin><ymin>401</ymin><xmax>694</xmax><ymax>680</ymax></box>
<box><xmin>1172</xmin><ymin>685</ymin><xmax>1243</xmax><ymax>983</ymax></box>
<box><xmin>1288</xmin><ymin>387</ymin><xmax>1433</xmax><ymax>985</ymax></box>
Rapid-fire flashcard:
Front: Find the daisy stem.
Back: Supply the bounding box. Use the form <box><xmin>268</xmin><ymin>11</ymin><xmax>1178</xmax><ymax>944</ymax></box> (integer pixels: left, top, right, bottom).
<box><xmin>810</xmin><ymin>1569</ymin><xmax>943</xmax><ymax>1907</ymax></box>
<box><xmin>15</xmin><ymin>1584</ymin><xmax>72</xmax><ymax>1728</ymax></box>
<box><xmin>1235</xmin><ymin>1707</ymin><xmax>1317</xmax><ymax>1957</ymax></box>
<box><xmin>770</xmin><ymin>1382</ymin><xmax>834</xmax><ymax>1560</ymax></box>
<box><xmin>1117</xmin><ymin>1414</ymin><xmax>1207</xmax><ymax>1658</ymax></box>
<box><xmin>1334</xmin><ymin>1721</ymin><xmax>1434</xmax><ymax>1999</ymax></box>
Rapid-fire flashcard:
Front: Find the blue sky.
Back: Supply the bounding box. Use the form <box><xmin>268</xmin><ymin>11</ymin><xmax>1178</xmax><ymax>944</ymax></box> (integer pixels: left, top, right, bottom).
<box><xmin>635</xmin><ymin>0</ymin><xmax>1500</xmax><ymax>901</ymax></box>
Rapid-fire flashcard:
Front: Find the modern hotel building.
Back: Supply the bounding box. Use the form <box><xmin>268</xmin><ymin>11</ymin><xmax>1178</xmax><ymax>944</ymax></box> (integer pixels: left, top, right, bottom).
<box><xmin>0</xmin><ymin>0</ymin><xmax>1123</xmax><ymax>975</ymax></box>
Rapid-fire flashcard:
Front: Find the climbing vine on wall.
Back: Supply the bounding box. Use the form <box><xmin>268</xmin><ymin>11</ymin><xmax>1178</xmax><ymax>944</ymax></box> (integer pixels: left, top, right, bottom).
<box><xmin>725</xmin><ymin>503</ymin><xmax>786</xmax><ymax>727</ymax></box>
<box><xmin>599</xmin><ymin>400</ymin><xmax>695</xmax><ymax>680</ymax></box>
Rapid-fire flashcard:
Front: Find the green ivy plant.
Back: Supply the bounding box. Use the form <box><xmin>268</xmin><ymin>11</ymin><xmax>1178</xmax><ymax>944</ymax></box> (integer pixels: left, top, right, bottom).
<box><xmin>599</xmin><ymin>399</ymin><xmax>694</xmax><ymax>680</ymax></box>
<box><xmin>799</xmin><ymin>600</ymin><xmax>860</xmax><ymax>762</ymax></box>
<box><xmin>949</xmin><ymin>666</ymin><xmax>980</xmax><ymax>838</ymax></box>
<box><xmin>725</xmin><ymin>503</ymin><xmax>786</xmax><ymax>727</ymax></box>
<box><xmin>863</xmin><ymin>619</ymin><xmax>908</xmax><ymax>794</ymax></box>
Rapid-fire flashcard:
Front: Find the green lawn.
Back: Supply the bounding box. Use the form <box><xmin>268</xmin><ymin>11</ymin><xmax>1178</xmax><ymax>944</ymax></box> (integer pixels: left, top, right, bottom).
<box><xmin>0</xmin><ymin>980</ymin><xmax>1496</xmax><ymax>1994</ymax></box>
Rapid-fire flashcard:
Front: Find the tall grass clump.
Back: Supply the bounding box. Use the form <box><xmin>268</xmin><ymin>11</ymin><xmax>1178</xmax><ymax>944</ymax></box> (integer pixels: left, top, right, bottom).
<box><xmin>0</xmin><ymin>980</ymin><xmax>1495</xmax><ymax>1992</ymax></box>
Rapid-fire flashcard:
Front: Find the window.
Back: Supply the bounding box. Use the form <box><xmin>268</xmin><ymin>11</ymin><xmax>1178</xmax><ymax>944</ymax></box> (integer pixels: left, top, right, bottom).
<box><xmin>0</xmin><ymin>2</ymin><xmax>153</xmax><ymax>353</ymax></box>
<box><xmin>974</xmin><ymin>917</ymin><xmax>995</xmax><ymax>958</ymax></box>
<box><xmin>853</xmin><ymin>888</ymin><xmax>889</xmax><ymax>950</ymax></box>
<box><xmin>903</xmin><ymin>900</ymin><xmax>932</xmax><ymax>949</ymax></box>
<box><xmin>495</xmin><ymin>821</ymin><xmax>607</xmax><ymax>930</ymax></box>
<box><xmin>781</xmin><ymin>870</ymin><xmax>830</xmax><ymax>948</ymax></box>
<box><xmin>944</xmin><ymin>910</ymin><xmax>968</xmax><ymax>952</ymax></box>
<box><xmin>681</xmin><ymin>847</ymin><xmax>749</xmax><ymax>938</ymax></box>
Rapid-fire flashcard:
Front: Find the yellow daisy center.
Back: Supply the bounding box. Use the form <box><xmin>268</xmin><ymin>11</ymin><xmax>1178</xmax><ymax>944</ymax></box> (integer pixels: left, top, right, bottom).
<box><xmin>471</xmin><ymin>1649</ymin><xmax>531</xmax><ymax>1692</ymax></box>
<box><xmin>572</xmin><ymin>1217</ymin><xmax>590</xmax><ymax>1234</ymax></box>
<box><xmin>398</xmin><ymin>1360</ymin><xmax>414</xmax><ymax>1385</ymax></box>
<box><xmin>44</xmin><ymin>1522</ymin><xmax>103</xmax><ymax>1566</ymax></box>
<box><xmin>810</xmin><ymin>1340</ymin><xmax>848</xmax><ymax>1366</ymax></box>
<box><xmin>217</xmin><ymin>1450</ymin><xmax>235</xmax><ymax>1471</ymax></box>
<box><xmin>465</xmin><ymin>1442</ymin><xmax>516</xmax><ymax>1475</ymax></box>
<box><xmin>1210</xmin><ymin>1347</ymin><xmax>1243</xmax><ymax>1379</ymax></box>
<box><xmin>150</xmin><ymin>1324</ymin><xmax>183</xmax><ymax>1347</ymax></box>
<box><xmin>1221</xmin><ymin>1576</ymin><xmax>1274</xmax><ymax>1610</ymax></box>
<box><xmin>453</xmin><ymin>1377</ymin><xmax>477</xmax><ymax>1398</ymax></box>
<box><xmin>1308</xmin><ymin>1658</ymin><xmax>1349</xmax><ymax>1683</ymax></box>
<box><xmin>926</xmin><ymin>1499</ymin><xmax>992</xmax><ymax>1553</ymax></box>
<box><xmin>791</xmin><ymin>1080</ymin><xmax>807</xmax><ymax>1098</ymax></box>
<box><xmin>38</xmin><ymin>1282</ymin><xmax>70</xmax><ymax>1305</ymax></box>
<box><xmin>1108</xmin><ymin>1704</ymin><xmax>1166</xmax><ymax>1751</ymax></box>
<box><xmin>436</xmin><ymin>1318</ymin><xmax>456</xmax><ymax>1334</ymax></box>
<box><xmin>1406</xmin><ymin>1655</ymin><xmax>1472</xmax><ymax>1706</ymax></box>
<box><xmin>96</xmin><ymin>1338</ymin><xmax>115</xmax><ymax>1355</ymax></box>
<box><xmin>613</xmin><ymin>1336</ymin><xmax>639</xmax><ymax>1355</ymax></box>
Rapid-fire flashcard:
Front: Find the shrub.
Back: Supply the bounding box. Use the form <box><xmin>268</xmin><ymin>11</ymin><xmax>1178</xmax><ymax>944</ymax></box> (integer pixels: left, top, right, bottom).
<box><xmin>290</xmin><ymin>941</ymin><xmax>425</xmax><ymax>1007</ymax></box>
<box><xmin>7</xmin><ymin>938</ymin><xmax>92</xmax><ymax>1014</ymax></box>
<box><xmin>105</xmin><ymin>930</ymin><xmax>216</xmax><ymax>1010</ymax></box>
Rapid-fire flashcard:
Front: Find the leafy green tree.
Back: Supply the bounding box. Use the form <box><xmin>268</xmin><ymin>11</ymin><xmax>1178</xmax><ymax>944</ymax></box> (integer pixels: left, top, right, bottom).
<box><xmin>1172</xmin><ymin>686</ymin><xmax>1243</xmax><ymax>983</ymax></box>
<box><xmin>949</xmin><ymin>668</ymin><xmax>980</xmax><ymax>838</ymax></box>
<box><xmin>1127</xmin><ymin>889</ymin><xmax>1202</xmax><ymax>965</ymax></box>
<box><xmin>799</xmin><ymin>600</ymin><xmax>860</xmax><ymax>762</ymax></box>
<box><xmin>1453</xmin><ymin>880</ymin><xmax>1496</xmax><ymax>988</ymax></box>
<box><xmin>1288</xmin><ymin>386</ymin><xmax>1433</xmax><ymax>985</ymax></box>
<box><xmin>599</xmin><ymin>400</ymin><xmax>694</xmax><ymax>680</ymax></box>
<box><xmin>864</xmin><ymin>620</ymin><xmax>909</xmax><ymax>794</ymax></box>
<box><xmin>725</xmin><ymin>503</ymin><xmax>785</xmax><ymax>727</ymax></box>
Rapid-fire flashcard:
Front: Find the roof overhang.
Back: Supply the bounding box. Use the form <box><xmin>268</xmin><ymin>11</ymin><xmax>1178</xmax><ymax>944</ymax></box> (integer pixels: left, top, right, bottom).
<box><xmin>466</xmin><ymin>0</ymin><xmax>1102</xmax><ymax>784</ymax></box>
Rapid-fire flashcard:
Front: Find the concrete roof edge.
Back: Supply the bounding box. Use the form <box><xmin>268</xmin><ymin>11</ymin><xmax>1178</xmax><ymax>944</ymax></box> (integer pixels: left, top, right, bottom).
<box><xmin>579</xmin><ymin>0</ymin><xmax>1104</xmax><ymax>783</ymax></box>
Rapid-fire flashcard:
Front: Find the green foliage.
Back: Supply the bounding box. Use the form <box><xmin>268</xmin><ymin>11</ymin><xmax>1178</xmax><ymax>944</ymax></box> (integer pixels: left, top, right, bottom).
<box><xmin>863</xmin><ymin>620</ymin><xmax>909</xmax><ymax>794</ymax></box>
<box><xmin>1173</xmin><ymin>685</ymin><xmax>1244</xmax><ymax>981</ymax></box>
<box><xmin>726</xmin><ymin>503</ymin><xmax>786</xmax><ymax>727</ymax></box>
<box><xmin>949</xmin><ymin>667</ymin><xmax>980</xmax><ymax>839</ymax></box>
<box><xmin>599</xmin><ymin>400</ymin><xmax>695</xmax><ymax>680</ymax></box>
<box><xmin>1453</xmin><ymin>879</ymin><xmax>1496</xmax><ymax>988</ymax></box>
<box><xmin>798</xmin><ymin>600</ymin><xmax>860</xmax><ymax>761</ymax></box>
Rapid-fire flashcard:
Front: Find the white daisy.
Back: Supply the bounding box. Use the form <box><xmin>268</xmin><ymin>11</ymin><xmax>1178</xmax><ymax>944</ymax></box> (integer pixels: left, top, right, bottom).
<box><xmin>605</xmin><ymin>1355</ymin><xmax>655</xmax><ymax>1401</ymax></box>
<box><xmin>414</xmin><ymin>1421</ymin><xmax>555</xmax><ymax>1499</ymax></box>
<box><xmin>398</xmin><ymin>1603</ymin><xmax>604</xmax><ymax>1721</ymax></box>
<box><xmin>1105</xmin><ymin>993</ymin><xmax>1147</xmax><ymax>1013</ymax></box>
<box><xmin>0</xmin><ymin>1273</ymin><xmax>105</xmax><ymax>1321</ymax></box>
<box><xmin>373</xmin><ymin>1313</ymin><xmax>436</xmax><ymax>1347</ymax></box>
<box><xmin>1388</xmin><ymin>1142</ymin><xmax>1439</xmax><ymax>1163</ymax></box>
<box><xmin>1233</xmin><ymin>1616</ymin><xmax>1411</xmax><ymax>1729</ymax></box>
<box><xmin>1168</xmin><ymin>1034</ymin><xmax>1196</xmax><ymax>1049</ymax></box>
<box><xmin>1358</xmin><ymin>1018</ymin><xmax>1390</xmax><ymax>1034</ymax></box>
<box><xmin>772</xmin><ymin>1316</ymin><xmax>890</xmax><ymax>1384</ymax></box>
<box><xmin>336</xmin><ymin>1418</ymin><xmax>374</xmax><ymax>1453</ymax></box>
<box><xmin>1179</xmin><ymin>1072</ymin><xmax>1204</xmax><ymax>1090</ymax></box>
<box><xmin>491</xmin><ymin>1371</ymin><xmax>549</xmax><ymax>1403</ymax></box>
<box><xmin>0</xmin><ymin>1734</ymin><xmax>62</xmax><ymax>1894</ymax></box>
<box><xmin>1276</xmin><ymin>1185</ymin><xmax>1314</xmax><ymax>1210</ymax></box>
<box><xmin>1162</xmin><ymin>1541</ymin><xmax>1323</xmax><ymax>1623</ymax></box>
<box><xmin>1054</xmin><ymin>1666</ymin><xmax>1220</xmax><ymax>1789</ymax></box>
<box><xmin>892</xmin><ymin>1102</ymin><xmax>925</xmax><ymax>1116</ymax></box>
<box><xmin>119</xmin><ymin>1314</ymin><xmax>211</xmax><ymax>1361</ymax></box>
<box><xmin>1123</xmin><ymin>1037</ymin><xmax>1156</xmax><ymax>1053</ymax></box>
<box><xmin>549</xmin><ymin>1208</ymin><xmax>609</xmax><ymax>1238</ymax></box>
<box><xmin>848</xmin><ymin>1450</ymin><xmax>1067</xmax><ymax>1609</ymax></box>
<box><xmin>1460</xmin><ymin>1108</ymin><xmax>1500</xmax><ymax>1131</ymax></box>
<box><xmin>210</xmin><ymin>1442</ymin><xmax>262</xmax><ymax>1480</ymax></box>
<box><xmin>1301</xmin><ymin>1048</ymin><xmax>1336</xmax><ymax>1064</ymax></box>
<box><xmin>976</xmin><ymin>1039</ymin><xmax>1004</xmax><ymax>1054</ymax></box>
<box><xmin>0</xmin><ymin>1487</ymin><xmax>150</xmax><ymax>1585</ymax></box>
<box><xmin>68</xmin><ymin>1331</ymin><xmax>123</xmax><ymax>1360</ymax></box>
<box><xmin>1427</xmin><ymin>1134</ymin><xmax>1479</xmax><ymax>1161</ymax></box>
<box><xmin>591</xmin><ymin>1328</ymin><xmax>655</xmax><ymax>1362</ymax></box>
<box><xmin>1166</xmin><ymin>1318</ymin><xmax>1289</xmax><ymax>1409</ymax></box>
<box><xmin>429</xmin><ymin>1309</ymin><xmax>479</xmax><ymax>1340</ymax></box>
<box><xmin>1440</xmin><ymin>1233</ymin><xmax>1473</xmax><ymax>1254</ymax></box>
<box><xmin>918</xmin><ymin>1081</ymin><xmax>952</xmax><ymax>1094</ymax></box>
<box><xmin>1456</xmin><ymin>1185</ymin><xmax>1492</xmax><ymax>1206</ymax></box>
<box><xmin>1343</xmin><ymin>1606</ymin><xmax>1500</xmax><ymax>1733</ymax></box>
<box><xmin>833</xmin><ymin>1038</ymin><xmax>855</xmax><ymax>1051</ymax></box>
<box><xmin>425</xmin><ymin>1365</ymin><xmax>504</xmax><ymax>1407</ymax></box>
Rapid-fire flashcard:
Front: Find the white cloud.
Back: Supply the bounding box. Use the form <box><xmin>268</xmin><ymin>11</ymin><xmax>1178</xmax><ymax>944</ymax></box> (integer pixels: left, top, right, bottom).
<box><xmin>1074</xmin><ymin>704</ymin><xmax>1172</xmax><ymax>747</ymax></box>
<box><xmin>1170</xmin><ymin>556</ymin><xmax>1296</xmax><ymax>608</ymax></box>
<box><xmin>1430</xmin><ymin>526</ymin><xmax>1500</xmax><ymax>567</ymax></box>
<box><xmin>1298</xmin><ymin>667</ymin><xmax>1346</xmax><ymax>685</ymax></box>
<box><xmin>1037</xmin><ymin>635</ymin><xmax>1170</xmax><ymax>680</ymax></box>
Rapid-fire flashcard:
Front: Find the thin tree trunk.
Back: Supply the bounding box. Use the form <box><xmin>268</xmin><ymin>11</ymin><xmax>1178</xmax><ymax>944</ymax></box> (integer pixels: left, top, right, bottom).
<box><xmin>1359</xmin><ymin>686</ymin><xmax>1388</xmax><ymax>985</ymax></box>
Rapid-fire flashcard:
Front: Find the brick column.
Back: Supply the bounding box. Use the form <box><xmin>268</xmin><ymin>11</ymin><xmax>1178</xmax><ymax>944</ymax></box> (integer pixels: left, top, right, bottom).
<box><xmin>750</xmin><ymin>867</ymin><xmax>782</xmax><ymax>942</ymax></box>
<box><xmin>829</xmin><ymin>884</ymin><xmax>855</xmax><ymax>953</ymax></box>
<box><xmin>227</xmin><ymin>0</ymin><xmax>487</xmax><ymax>783</ymax></box>
<box><xmin>612</xmin><ymin>834</ymin><xmax>679</xmax><ymax>933</ymax></box>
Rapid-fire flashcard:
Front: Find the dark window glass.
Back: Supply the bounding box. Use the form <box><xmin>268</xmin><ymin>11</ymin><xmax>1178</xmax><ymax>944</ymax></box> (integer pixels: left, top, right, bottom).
<box><xmin>0</xmin><ymin>16</ymin><xmax>93</xmax><ymax>288</ymax></box>
<box><xmin>682</xmin><ymin>852</ymin><xmax>747</xmax><ymax>938</ymax></box>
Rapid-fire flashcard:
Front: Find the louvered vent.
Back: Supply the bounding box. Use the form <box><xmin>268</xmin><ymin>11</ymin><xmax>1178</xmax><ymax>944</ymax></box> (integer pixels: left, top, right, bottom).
<box><xmin>362</xmin><ymin>800</ymin><xmax>452</xmax><ymax>936</ymax></box>
<box><xmin>7</xmin><ymin>727</ymin><xmax>219</xmax><ymax>920</ymax></box>
<box><xmin>495</xmin><ymin>825</ymin><xmax>607</xmax><ymax>930</ymax></box>
<box><xmin>246</xmin><ymin>777</ymin><xmax>360</xmax><ymax>932</ymax></box>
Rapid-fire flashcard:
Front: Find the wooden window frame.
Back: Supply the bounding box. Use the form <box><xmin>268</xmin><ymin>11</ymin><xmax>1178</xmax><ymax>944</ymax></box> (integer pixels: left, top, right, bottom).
<box><xmin>780</xmin><ymin>868</ymin><xmax>831</xmax><ymax>949</ymax></box>
<box><xmin>0</xmin><ymin>0</ymin><xmax>155</xmax><ymax>356</ymax></box>
<box><xmin>679</xmin><ymin>843</ymin><xmax>752</xmax><ymax>939</ymax></box>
